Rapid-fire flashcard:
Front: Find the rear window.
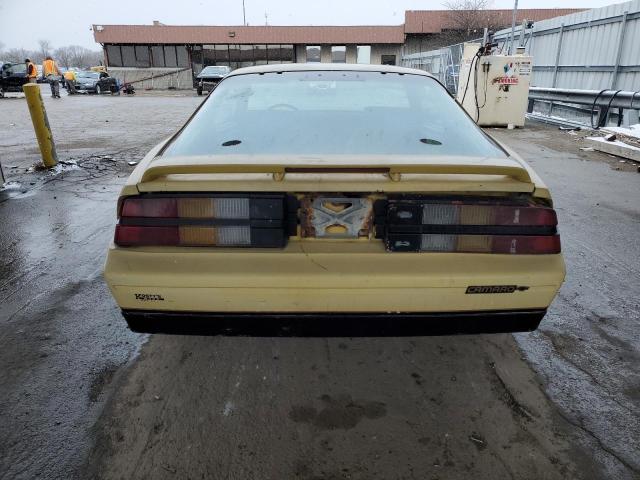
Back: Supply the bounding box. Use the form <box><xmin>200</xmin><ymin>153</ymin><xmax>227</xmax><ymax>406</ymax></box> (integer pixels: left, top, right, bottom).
<box><xmin>77</xmin><ymin>71</ymin><xmax>100</xmax><ymax>79</ymax></box>
<box><xmin>199</xmin><ymin>66</ymin><xmax>230</xmax><ymax>76</ymax></box>
<box><xmin>163</xmin><ymin>71</ymin><xmax>506</xmax><ymax>157</ymax></box>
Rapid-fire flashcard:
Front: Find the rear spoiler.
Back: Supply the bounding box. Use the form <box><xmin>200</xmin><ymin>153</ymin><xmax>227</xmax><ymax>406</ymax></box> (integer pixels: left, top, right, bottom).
<box><xmin>139</xmin><ymin>155</ymin><xmax>533</xmax><ymax>184</ymax></box>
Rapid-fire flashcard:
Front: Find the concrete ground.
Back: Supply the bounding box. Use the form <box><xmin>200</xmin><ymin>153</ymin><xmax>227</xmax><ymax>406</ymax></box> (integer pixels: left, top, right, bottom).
<box><xmin>0</xmin><ymin>90</ymin><xmax>638</xmax><ymax>480</ymax></box>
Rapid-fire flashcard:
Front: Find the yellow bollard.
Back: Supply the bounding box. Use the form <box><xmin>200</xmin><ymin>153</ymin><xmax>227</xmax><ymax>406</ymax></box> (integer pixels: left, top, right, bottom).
<box><xmin>22</xmin><ymin>83</ymin><xmax>58</xmax><ymax>168</ymax></box>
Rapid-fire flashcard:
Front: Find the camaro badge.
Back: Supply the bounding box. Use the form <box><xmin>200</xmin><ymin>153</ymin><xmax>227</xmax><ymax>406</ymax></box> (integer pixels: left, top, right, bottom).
<box><xmin>465</xmin><ymin>285</ymin><xmax>530</xmax><ymax>294</ymax></box>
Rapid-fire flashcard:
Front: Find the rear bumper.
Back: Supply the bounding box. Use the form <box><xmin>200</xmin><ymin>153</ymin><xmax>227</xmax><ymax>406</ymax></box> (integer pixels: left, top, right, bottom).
<box><xmin>105</xmin><ymin>243</ymin><xmax>565</xmax><ymax>314</ymax></box>
<box><xmin>122</xmin><ymin>309</ymin><xmax>547</xmax><ymax>336</ymax></box>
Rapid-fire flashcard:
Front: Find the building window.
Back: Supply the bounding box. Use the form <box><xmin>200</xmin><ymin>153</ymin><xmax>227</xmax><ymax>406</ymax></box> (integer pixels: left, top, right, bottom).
<box><xmin>331</xmin><ymin>46</ymin><xmax>346</xmax><ymax>63</ymax></box>
<box><xmin>121</xmin><ymin>46</ymin><xmax>136</xmax><ymax>67</ymax></box>
<box><xmin>306</xmin><ymin>46</ymin><xmax>321</xmax><ymax>62</ymax></box>
<box><xmin>267</xmin><ymin>44</ymin><xmax>280</xmax><ymax>64</ymax></box>
<box><xmin>357</xmin><ymin>46</ymin><xmax>371</xmax><ymax>64</ymax></box>
<box><xmin>106</xmin><ymin>45</ymin><xmax>122</xmax><ymax>67</ymax></box>
<box><xmin>164</xmin><ymin>46</ymin><xmax>178</xmax><ymax>67</ymax></box>
<box><xmin>381</xmin><ymin>55</ymin><xmax>396</xmax><ymax>66</ymax></box>
<box><xmin>228</xmin><ymin>44</ymin><xmax>241</xmax><ymax>69</ymax></box>
<box><xmin>176</xmin><ymin>46</ymin><xmax>189</xmax><ymax>67</ymax></box>
<box><xmin>135</xmin><ymin>45</ymin><xmax>150</xmax><ymax>67</ymax></box>
<box><xmin>214</xmin><ymin>44</ymin><xmax>229</xmax><ymax>66</ymax></box>
<box><xmin>240</xmin><ymin>44</ymin><xmax>254</xmax><ymax>67</ymax></box>
<box><xmin>254</xmin><ymin>45</ymin><xmax>267</xmax><ymax>65</ymax></box>
<box><xmin>281</xmin><ymin>44</ymin><xmax>294</xmax><ymax>63</ymax></box>
<box><xmin>151</xmin><ymin>46</ymin><xmax>165</xmax><ymax>67</ymax></box>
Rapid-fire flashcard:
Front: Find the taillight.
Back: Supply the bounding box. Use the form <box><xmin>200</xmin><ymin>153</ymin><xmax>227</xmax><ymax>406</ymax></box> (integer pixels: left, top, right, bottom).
<box><xmin>380</xmin><ymin>198</ymin><xmax>560</xmax><ymax>254</ymax></box>
<box><xmin>115</xmin><ymin>195</ymin><xmax>296</xmax><ymax>247</ymax></box>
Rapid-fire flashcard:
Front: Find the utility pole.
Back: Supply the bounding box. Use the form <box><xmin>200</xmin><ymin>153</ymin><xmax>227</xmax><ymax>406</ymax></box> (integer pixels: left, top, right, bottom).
<box><xmin>508</xmin><ymin>0</ymin><xmax>519</xmax><ymax>54</ymax></box>
<box><xmin>242</xmin><ymin>0</ymin><xmax>246</xmax><ymax>26</ymax></box>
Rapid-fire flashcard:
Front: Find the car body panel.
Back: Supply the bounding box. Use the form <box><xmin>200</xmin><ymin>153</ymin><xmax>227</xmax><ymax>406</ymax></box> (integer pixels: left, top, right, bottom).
<box><xmin>105</xmin><ymin>243</ymin><xmax>564</xmax><ymax>312</ymax></box>
<box><xmin>196</xmin><ymin>66</ymin><xmax>231</xmax><ymax>92</ymax></box>
<box><xmin>75</xmin><ymin>71</ymin><xmax>118</xmax><ymax>93</ymax></box>
<box><xmin>121</xmin><ymin>138</ymin><xmax>551</xmax><ymax>199</ymax></box>
<box><xmin>104</xmin><ymin>64</ymin><xmax>564</xmax><ymax>333</ymax></box>
<box><xmin>0</xmin><ymin>63</ymin><xmax>28</xmax><ymax>94</ymax></box>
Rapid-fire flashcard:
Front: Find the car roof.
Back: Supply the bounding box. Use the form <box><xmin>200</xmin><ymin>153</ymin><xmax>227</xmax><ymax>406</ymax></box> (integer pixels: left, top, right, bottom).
<box><xmin>226</xmin><ymin>63</ymin><xmax>433</xmax><ymax>78</ymax></box>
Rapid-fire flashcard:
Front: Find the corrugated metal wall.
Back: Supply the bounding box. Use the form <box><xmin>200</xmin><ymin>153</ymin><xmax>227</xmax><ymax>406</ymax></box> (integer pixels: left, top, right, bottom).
<box><xmin>404</xmin><ymin>0</ymin><xmax>640</xmax><ymax>93</ymax></box>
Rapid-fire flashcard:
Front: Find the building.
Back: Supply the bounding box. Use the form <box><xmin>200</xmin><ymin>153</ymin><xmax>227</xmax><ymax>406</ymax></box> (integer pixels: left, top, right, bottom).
<box><xmin>92</xmin><ymin>9</ymin><xmax>583</xmax><ymax>88</ymax></box>
<box><xmin>403</xmin><ymin>9</ymin><xmax>586</xmax><ymax>54</ymax></box>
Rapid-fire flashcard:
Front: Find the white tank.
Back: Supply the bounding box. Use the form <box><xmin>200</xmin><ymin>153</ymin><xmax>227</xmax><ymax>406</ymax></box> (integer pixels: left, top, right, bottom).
<box><xmin>456</xmin><ymin>43</ymin><xmax>532</xmax><ymax>128</ymax></box>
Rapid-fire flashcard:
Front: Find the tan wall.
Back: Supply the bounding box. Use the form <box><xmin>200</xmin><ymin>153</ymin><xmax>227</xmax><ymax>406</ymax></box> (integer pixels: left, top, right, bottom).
<box><xmin>320</xmin><ymin>45</ymin><xmax>333</xmax><ymax>63</ymax></box>
<box><xmin>108</xmin><ymin>67</ymin><xmax>193</xmax><ymax>89</ymax></box>
<box><xmin>345</xmin><ymin>45</ymin><xmax>357</xmax><ymax>63</ymax></box>
<box><xmin>371</xmin><ymin>45</ymin><xmax>402</xmax><ymax>65</ymax></box>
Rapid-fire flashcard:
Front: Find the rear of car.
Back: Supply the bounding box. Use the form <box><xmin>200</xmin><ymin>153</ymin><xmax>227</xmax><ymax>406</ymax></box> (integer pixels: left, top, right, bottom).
<box><xmin>105</xmin><ymin>65</ymin><xmax>565</xmax><ymax>335</ymax></box>
<box><xmin>0</xmin><ymin>63</ymin><xmax>28</xmax><ymax>96</ymax></box>
<box><xmin>196</xmin><ymin>66</ymin><xmax>231</xmax><ymax>95</ymax></box>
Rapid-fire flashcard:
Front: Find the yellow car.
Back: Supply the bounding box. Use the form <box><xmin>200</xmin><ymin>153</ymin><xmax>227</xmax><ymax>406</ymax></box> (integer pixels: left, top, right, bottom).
<box><xmin>104</xmin><ymin>64</ymin><xmax>565</xmax><ymax>335</ymax></box>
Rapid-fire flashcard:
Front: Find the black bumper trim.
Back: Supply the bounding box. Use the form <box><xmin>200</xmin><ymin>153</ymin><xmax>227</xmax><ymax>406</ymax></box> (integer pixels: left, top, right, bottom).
<box><xmin>121</xmin><ymin>309</ymin><xmax>547</xmax><ymax>337</ymax></box>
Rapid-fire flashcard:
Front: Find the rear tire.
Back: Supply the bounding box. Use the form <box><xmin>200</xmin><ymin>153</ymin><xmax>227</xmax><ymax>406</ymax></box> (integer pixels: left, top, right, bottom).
<box><xmin>95</xmin><ymin>84</ymin><xmax>102</xmax><ymax>95</ymax></box>
<box><xmin>0</xmin><ymin>86</ymin><xmax>4</xmax><ymax>98</ymax></box>
<box><xmin>197</xmin><ymin>87</ymin><xmax>203</xmax><ymax>96</ymax></box>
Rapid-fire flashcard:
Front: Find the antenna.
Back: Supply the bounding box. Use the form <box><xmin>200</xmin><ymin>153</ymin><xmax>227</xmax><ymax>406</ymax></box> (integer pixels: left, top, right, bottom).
<box><xmin>242</xmin><ymin>0</ymin><xmax>246</xmax><ymax>26</ymax></box>
<box><xmin>264</xmin><ymin>11</ymin><xmax>269</xmax><ymax>26</ymax></box>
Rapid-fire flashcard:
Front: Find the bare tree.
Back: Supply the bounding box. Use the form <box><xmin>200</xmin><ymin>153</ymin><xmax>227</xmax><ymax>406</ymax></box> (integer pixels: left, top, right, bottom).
<box><xmin>55</xmin><ymin>46</ymin><xmax>72</xmax><ymax>68</ymax></box>
<box><xmin>441</xmin><ymin>0</ymin><xmax>502</xmax><ymax>43</ymax></box>
<box><xmin>55</xmin><ymin>45</ymin><xmax>102</xmax><ymax>68</ymax></box>
<box><xmin>38</xmin><ymin>39</ymin><xmax>53</xmax><ymax>59</ymax></box>
<box><xmin>4</xmin><ymin>47</ymin><xmax>33</xmax><ymax>63</ymax></box>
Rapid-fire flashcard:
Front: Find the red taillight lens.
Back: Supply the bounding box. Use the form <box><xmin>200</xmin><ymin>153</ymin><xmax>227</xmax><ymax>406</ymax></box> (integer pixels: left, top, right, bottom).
<box><xmin>114</xmin><ymin>195</ymin><xmax>288</xmax><ymax>248</ymax></box>
<box><xmin>491</xmin><ymin>235</ymin><xmax>561</xmax><ymax>254</ymax></box>
<box><xmin>115</xmin><ymin>225</ymin><xmax>179</xmax><ymax>246</ymax></box>
<box><xmin>121</xmin><ymin>198</ymin><xmax>178</xmax><ymax>218</ymax></box>
<box><xmin>384</xmin><ymin>198</ymin><xmax>561</xmax><ymax>254</ymax></box>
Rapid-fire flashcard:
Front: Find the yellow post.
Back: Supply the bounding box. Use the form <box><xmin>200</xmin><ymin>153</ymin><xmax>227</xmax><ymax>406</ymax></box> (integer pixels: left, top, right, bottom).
<box><xmin>22</xmin><ymin>83</ymin><xmax>58</xmax><ymax>168</ymax></box>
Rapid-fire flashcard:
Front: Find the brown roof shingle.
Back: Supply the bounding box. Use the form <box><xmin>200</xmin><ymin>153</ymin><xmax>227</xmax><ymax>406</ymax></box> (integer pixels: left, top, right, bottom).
<box><xmin>404</xmin><ymin>9</ymin><xmax>586</xmax><ymax>34</ymax></box>
<box><xmin>93</xmin><ymin>24</ymin><xmax>406</xmax><ymax>45</ymax></box>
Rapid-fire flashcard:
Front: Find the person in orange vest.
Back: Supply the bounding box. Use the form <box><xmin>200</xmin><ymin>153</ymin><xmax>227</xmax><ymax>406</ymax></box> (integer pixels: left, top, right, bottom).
<box><xmin>63</xmin><ymin>69</ymin><xmax>77</xmax><ymax>95</ymax></box>
<box><xmin>42</xmin><ymin>56</ymin><xmax>62</xmax><ymax>98</ymax></box>
<box><xmin>25</xmin><ymin>58</ymin><xmax>38</xmax><ymax>83</ymax></box>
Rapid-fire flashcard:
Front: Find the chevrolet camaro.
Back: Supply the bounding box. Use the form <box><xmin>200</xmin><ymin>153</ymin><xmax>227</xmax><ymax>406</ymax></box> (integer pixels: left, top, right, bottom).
<box><xmin>104</xmin><ymin>64</ymin><xmax>565</xmax><ymax>335</ymax></box>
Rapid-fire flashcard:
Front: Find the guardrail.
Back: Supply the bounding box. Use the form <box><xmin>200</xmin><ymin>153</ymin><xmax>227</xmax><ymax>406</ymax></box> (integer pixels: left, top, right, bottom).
<box><xmin>527</xmin><ymin>87</ymin><xmax>640</xmax><ymax>128</ymax></box>
<box><xmin>528</xmin><ymin>87</ymin><xmax>640</xmax><ymax>110</ymax></box>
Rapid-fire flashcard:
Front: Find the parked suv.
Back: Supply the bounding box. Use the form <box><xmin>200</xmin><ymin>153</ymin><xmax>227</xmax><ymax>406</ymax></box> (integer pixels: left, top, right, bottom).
<box><xmin>0</xmin><ymin>62</ymin><xmax>28</xmax><ymax>97</ymax></box>
<box><xmin>196</xmin><ymin>66</ymin><xmax>231</xmax><ymax>95</ymax></box>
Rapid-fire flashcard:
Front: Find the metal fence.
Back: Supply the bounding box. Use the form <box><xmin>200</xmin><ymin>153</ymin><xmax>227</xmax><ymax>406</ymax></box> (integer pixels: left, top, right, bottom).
<box><xmin>403</xmin><ymin>0</ymin><xmax>640</xmax><ymax>95</ymax></box>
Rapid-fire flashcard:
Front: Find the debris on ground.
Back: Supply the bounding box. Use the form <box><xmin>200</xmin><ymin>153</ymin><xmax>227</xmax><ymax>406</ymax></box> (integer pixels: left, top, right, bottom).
<box><xmin>585</xmin><ymin>136</ymin><xmax>640</xmax><ymax>163</ymax></box>
<box><xmin>127</xmin><ymin>161</ymin><xmax>138</xmax><ymax>166</ymax></box>
<box><xmin>603</xmin><ymin>133</ymin><xmax>617</xmax><ymax>142</ymax></box>
<box><xmin>469</xmin><ymin>433</ymin><xmax>487</xmax><ymax>450</ymax></box>
<box><xmin>602</xmin><ymin>123</ymin><xmax>640</xmax><ymax>140</ymax></box>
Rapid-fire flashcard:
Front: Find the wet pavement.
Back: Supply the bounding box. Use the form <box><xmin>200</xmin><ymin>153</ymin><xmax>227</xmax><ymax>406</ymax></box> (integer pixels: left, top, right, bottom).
<box><xmin>0</xmin><ymin>93</ymin><xmax>639</xmax><ymax>480</ymax></box>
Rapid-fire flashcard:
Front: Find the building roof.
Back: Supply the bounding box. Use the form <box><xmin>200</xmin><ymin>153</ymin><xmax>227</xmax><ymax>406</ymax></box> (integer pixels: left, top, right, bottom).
<box><xmin>92</xmin><ymin>24</ymin><xmax>406</xmax><ymax>45</ymax></box>
<box><xmin>404</xmin><ymin>9</ymin><xmax>586</xmax><ymax>34</ymax></box>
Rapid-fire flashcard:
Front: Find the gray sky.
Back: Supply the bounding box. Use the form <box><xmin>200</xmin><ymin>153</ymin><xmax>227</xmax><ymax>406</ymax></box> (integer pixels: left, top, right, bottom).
<box><xmin>0</xmin><ymin>0</ymin><xmax>626</xmax><ymax>50</ymax></box>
